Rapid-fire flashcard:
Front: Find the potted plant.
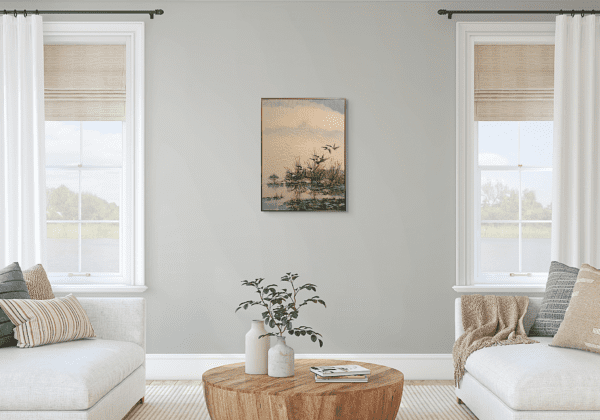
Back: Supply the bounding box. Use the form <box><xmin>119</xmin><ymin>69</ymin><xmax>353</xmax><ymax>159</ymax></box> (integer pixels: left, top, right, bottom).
<box><xmin>236</xmin><ymin>272</ymin><xmax>326</xmax><ymax>377</ymax></box>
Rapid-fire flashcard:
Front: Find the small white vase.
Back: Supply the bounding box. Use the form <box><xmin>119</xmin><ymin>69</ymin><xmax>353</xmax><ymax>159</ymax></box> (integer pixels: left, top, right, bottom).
<box><xmin>245</xmin><ymin>320</ymin><xmax>269</xmax><ymax>374</ymax></box>
<box><xmin>268</xmin><ymin>336</ymin><xmax>294</xmax><ymax>377</ymax></box>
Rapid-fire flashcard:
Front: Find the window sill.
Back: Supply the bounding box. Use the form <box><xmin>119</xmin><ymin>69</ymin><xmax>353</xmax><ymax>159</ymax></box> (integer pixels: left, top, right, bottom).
<box><xmin>453</xmin><ymin>284</ymin><xmax>546</xmax><ymax>293</ymax></box>
<box><xmin>51</xmin><ymin>284</ymin><xmax>147</xmax><ymax>294</ymax></box>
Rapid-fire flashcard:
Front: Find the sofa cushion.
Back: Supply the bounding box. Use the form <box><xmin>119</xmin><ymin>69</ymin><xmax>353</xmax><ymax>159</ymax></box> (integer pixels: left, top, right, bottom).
<box><xmin>22</xmin><ymin>263</ymin><xmax>55</xmax><ymax>300</ymax></box>
<box><xmin>552</xmin><ymin>264</ymin><xmax>600</xmax><ymax>355</ymax></box>
<box><xmin>465</xmin><ymin>337</ymin><xmax>600</xmax><ymax>411</ymax></box>
<box><xmin>0</xmin><ymin>262</ymin><xmax>31</xmax><ymax>348</ymax></box>
<box><xmin>0</xmin><ymin>339</ymin><xmax>144</xmax><ymax>410</ymax></box>
<box><xmin>529</xmin><ymin>261</ymin><xmax>579</xmax><ymax>337</ymax></box>
<box><xmin>0</xmin><ymin>294</ymin><xmax>96</xmax><ymax>348</ymax></box>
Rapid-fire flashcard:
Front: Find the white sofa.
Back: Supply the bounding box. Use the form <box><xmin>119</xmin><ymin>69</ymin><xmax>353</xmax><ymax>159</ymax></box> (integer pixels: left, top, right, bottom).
<box><xmin>0</xmin><ymin>297</ymin><xmax>146</xmax><ymax>420</ymax></box>
<box><xmin>455</xmin><ymin>297</ymin><xmax>600</xmax><ymax>420</ymax></box>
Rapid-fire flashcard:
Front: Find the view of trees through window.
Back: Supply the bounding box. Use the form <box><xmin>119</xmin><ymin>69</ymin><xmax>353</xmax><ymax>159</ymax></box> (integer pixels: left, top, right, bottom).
<box><xmin>45</xmin><ymin>121</ymin><xmax>122</xmax><ymax>274</ymax></box>
<box><xmin>478</xmin><ymin>121</ymin><xmax>553</xmax><ymax>275</ymax></box>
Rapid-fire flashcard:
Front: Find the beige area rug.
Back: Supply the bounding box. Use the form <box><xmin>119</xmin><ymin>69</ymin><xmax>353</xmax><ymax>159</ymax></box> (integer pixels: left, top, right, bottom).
<box><xmin>124</xmin><ymin>381</ymin><xmax>477</xmax><ymax>420</ymax></box>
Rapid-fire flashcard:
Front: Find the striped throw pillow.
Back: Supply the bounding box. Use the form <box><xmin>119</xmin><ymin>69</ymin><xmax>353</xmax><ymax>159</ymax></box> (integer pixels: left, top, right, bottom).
<box><xmin>552</xmin><ymin>264</ymin><xmax>600</xmax><ymax>354</ymax></box>
<box><xmin>529</xmin><ymin>261</ymin><xmax>579</xmax><ymax>337</ymax></box>
<box><xmin>22</xmin><ymin>264</ymin><xmax>55</xmax><ymax>300</ymax></box>
<box><xmin>0</xmin><ymin>294</ymin><xmax>95</xmax><ymax>348</ymax></box>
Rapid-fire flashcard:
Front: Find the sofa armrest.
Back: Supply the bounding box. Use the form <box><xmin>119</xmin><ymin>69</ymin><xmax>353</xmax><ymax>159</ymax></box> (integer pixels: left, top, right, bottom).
<box><xmin>455</xmin><ymin>298</ymin><xmax>463</xmax><ymax>341</ymax></box>
<box><xmin>77</xmin><ymin>298</ymin><xmax>145</xmax><ymax>352</ymax></box>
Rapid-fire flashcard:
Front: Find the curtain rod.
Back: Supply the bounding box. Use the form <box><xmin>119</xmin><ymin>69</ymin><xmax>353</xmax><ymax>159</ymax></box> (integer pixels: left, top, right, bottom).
<box><xmin>438</xmin><ymin>9</ymin><xmax>596</xmax><ymax>19</ymax></box>
<box><xmin>3</xmin><ymin>9</ymin><xmax>164</xmax><ymax>19</ymax></box>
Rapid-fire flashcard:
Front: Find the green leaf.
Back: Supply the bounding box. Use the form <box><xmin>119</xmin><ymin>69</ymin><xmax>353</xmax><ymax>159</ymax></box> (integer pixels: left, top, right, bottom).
<box><xmin>288</xmin><ymin>330</ymin><xmax>294</xmax><ymax>335</ymax></box>
<box><xmin>295</xmin><ymin>331</ymin><xmax>301</xmax><ymax>336</ymax></box>
<box><xmin>235</xmin><ymin>307</ymin><xmax>241</xmax><ymax>313</ymax></box>
<box><xmin>301</xmin><ymin>331</ymin><xmax>306</xmax><ymax>336</ymax></box>
<box><xmin>319</xmin><ymin>339</ymin><xmax>323</xmax><ymax>348</ymax></box>
<box><xmin>269</xmin><ymin>320</ymin><xmax>275</xmax><ymax>328</ymax></box>
<box><xmin>243</xmin><ymin>304</ymin><xmax>248</xmax><ymax>310</ymax></box>
<box><xmin>311</xmin><ymin>335</ymin><xmax>317</xmax><ymax>342</ymax></box>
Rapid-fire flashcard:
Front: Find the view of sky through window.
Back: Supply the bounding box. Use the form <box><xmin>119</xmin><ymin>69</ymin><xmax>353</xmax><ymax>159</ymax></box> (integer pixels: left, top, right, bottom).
<box><xmin>45</xmin><ymin>121</ymin><xmax>122</xmax><ymax>274</ymax></box>
<box><xmin>478</xmin><ymin>121</ymin><xmax>553</xmax><ymax>275</ymax></box>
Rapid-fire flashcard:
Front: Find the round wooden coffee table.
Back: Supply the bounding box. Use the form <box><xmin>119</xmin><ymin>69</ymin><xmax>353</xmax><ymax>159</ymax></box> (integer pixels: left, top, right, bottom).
<box><xmin>202</xmin><ymin>358</ymin><xmax>404</xmax><ymax>420</ymax></box>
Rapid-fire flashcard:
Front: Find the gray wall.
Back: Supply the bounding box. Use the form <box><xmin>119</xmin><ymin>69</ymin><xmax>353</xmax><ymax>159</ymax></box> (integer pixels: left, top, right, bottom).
<box><xmin>10</xmin><ymin>0</ymin><xmax>580</xmax><ymax>354</ymax></box>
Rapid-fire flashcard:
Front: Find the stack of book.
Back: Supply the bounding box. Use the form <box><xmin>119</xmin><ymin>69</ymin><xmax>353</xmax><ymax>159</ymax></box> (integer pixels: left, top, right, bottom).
<box><xmin>310</xmin><ymin>365</ymin><xmax>371</xmax><ymax>383</ymax></box>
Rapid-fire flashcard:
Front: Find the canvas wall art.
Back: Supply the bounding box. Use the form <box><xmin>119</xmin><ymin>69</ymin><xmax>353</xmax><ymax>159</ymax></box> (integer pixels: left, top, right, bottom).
<box><xmin>261</xmin><ymin>98</ymin><xmax>346</xmax><ymax>211</ymax></box>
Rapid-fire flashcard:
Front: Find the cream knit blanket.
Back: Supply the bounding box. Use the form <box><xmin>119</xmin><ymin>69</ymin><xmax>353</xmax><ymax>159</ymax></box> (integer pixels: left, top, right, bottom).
<box><xmin>453</xmin><ymin>295</ymin><xmax>538</xmax><ymax>387</ymax></box>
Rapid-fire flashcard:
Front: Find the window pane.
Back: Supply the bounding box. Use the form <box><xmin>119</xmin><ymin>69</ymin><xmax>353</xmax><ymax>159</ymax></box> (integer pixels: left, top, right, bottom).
<box><xmin>478</xmin><ymin>122</ymin><xmax>518</xmax><ymax>166</ymax></box>
<box><xmin>520</xmin><ymin>122</ymin><xmax>553</xmax><ymax>167</ymax></box>
<box><xmin>46</xmin><ymin>171</ymin><xmax>79</xmax><ymax>220</ymax></box>
<box><xmin>481</xmin><ymin>171</ymin><xmax>519</xmax><ymax>220</ymax></box>
<box><xmin>46</xmin><ymin>223</ymin><xmax>78</xmax><ymax>272</ymax></box>
<box><xmin>522</xmin><ymin>223</ymin><xmax>551</xmax><ymax>272</ymax></box>
<box><xmin>45</xmin><ymin>121</ymin><xmax>80</xmax><ymax>166</ymax></box>
<box><xmin>82</xmin><ymin>121</ymin><xmax>123</xmax><ymax>166</ymax></box>
<box><xmin>480</xmin><ymin>223</ymin><xmax>519</xmax><ymax>273</ymax></box>
<box><xmin>522</xmin><ymin>171</ymin><xmax>552</xmax><ymax>220</ymax></box>
<box><xmin>81</xmin><ymin>170</ymin><xmax>121</xmax><ymax>220</ymax></box>
<box><xmin>81</xmin><ymin>223</ymin><xmax>119</xmax><ymax>273</ymax></box>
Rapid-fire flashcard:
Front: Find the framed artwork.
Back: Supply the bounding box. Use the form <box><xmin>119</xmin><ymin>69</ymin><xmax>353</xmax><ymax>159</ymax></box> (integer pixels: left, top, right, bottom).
<box><xmin>261</xmin><ymin>98</ymin><xmax>346</xmax><ymax>211</ymax></box>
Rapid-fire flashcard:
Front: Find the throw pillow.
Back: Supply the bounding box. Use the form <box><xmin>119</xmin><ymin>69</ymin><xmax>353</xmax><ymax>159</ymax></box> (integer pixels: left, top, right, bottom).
<box><xmin>22</xmin><ymin>264</ymin><xmax>55</xmax><ymax>300</ymax></box>
<box><xmin>552</xmin><ymin>264</ymin><xmax>600</xmax><ymax>354</ymax></box>
<box><xmin>0</xmin><ymin>294</ymin><xmax>95</xmax><ymax>348</ymax></box>
<box><xmin>529</xmin><ymin>261</ymin><xmax>579</xmax><ymax>337</ymax></box>
<box><xmin>0</xmin><ymin>262</ymin><xmax>31</xmax><ymax>348</ymax></box>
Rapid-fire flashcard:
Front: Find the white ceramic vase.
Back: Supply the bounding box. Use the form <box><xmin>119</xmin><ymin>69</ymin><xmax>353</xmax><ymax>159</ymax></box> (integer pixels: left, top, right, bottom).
<box><xmin>245</xmin><ymin>320</ymin><xmax>269</xmax><ymax>374</ymax></box>
<box><xmin>268</xmin><ymin>336</ymin><xmax>295</xmax><ymax>377</ymax></box>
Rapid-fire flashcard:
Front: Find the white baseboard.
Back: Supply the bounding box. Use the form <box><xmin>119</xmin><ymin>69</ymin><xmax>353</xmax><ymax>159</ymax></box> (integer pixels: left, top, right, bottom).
<box><xmin>145</xmin><ymin>354</ymin><xmax>453</xmax><ymax>381</ymax></box>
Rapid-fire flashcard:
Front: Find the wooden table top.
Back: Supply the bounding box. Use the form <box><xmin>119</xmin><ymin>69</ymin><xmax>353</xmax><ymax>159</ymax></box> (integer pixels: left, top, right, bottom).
<box><xmin>202</xmin><ymin>359</ymin><xmax>404</xmax><ymax>397</ymax></box>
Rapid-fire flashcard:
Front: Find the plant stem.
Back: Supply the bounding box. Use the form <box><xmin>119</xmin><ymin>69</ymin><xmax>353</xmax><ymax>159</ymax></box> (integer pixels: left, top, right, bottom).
<box><xmin>258</xmin><ymin>286</ymin><xmax>283</xmax><ymax>336</ymax></box>
<box><xmin>289</xmin><ymin>277</ymin><xmax>299</xmax><ymax>312</ymax></box>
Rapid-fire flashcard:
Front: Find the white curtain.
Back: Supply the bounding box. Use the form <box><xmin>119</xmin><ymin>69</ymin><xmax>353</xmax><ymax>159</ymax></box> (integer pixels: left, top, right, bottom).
<box><xmin>552</xmin><ymin>15</ymin><xmax>600</xmax><ymax>268</ymax></box>
<box><xmin>0</xmin><ymin>15</ymin><xmax>46</xmax><ymax>269</ymax></box>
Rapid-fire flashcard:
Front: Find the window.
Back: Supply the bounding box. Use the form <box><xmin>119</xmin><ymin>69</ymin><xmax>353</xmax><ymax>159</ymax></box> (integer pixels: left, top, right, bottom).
<box><xmin>43</xmin><ymin>23</ymin><xmax>145</xmax><ymax>293</ymax></box>
<box><xmin>456</xmin><ymin>23</ymin><xmax>556</xmax><ymax>292</ymax></box>
<box><xmin>477</xmin><ymin>121</ymin><xmax>553</xmax><ymax>282</ymax></box>
<box><xmin>46</xmin><ymin>121</ymin><xmax>123</xmax><ymax>275</ymax></box>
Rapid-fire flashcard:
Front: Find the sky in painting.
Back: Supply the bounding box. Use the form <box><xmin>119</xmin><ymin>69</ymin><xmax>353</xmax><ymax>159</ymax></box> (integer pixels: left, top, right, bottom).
<box><xmin>262</xmin><ymin>99</ymin><xmax>345</xmax><ymax>187</ymax></box>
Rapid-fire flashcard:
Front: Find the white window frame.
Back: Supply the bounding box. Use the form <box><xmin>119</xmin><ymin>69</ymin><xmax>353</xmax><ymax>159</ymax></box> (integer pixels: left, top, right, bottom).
<box><xmin>44</xmin><ymin>22</ymin><xmax>146</xmax><ymax>293</ymax></box>
<box><xmin>455</xmin><ymin>22</ymin><xmax>555</xmax><ymax>293</ymax></box>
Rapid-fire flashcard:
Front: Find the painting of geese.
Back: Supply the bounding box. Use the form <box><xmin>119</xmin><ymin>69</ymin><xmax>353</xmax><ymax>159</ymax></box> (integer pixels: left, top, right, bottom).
<box><xmin>261</xmin><ymin>98</ymin><xmax>346</xmax><ymax>211</ymax></box>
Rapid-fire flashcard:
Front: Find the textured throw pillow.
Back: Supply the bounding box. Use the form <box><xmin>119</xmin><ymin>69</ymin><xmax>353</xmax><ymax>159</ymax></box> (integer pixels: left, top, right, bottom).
<box><xmin>22</xmin><ymin>264</ymin><xmax>55</xmax><ymax>300</ymax></box>
<box><xmin>0</xmin><ymin>294</ymin><xmax>95</xmax><ymax>348</ymax></box>
<box><xmin>529</xmin><ymin>261</ymin><xmax>579</xmax><ymax>337</ymax></box>
<box><xmin>0</xmin><ymin>263</ymin><xmax>31</xmax><ymax>348</ymax></box>
<box><xmin>552</xmin><ymin>264</ymin><xmax>600</xmax><ymax>354</ymax></box>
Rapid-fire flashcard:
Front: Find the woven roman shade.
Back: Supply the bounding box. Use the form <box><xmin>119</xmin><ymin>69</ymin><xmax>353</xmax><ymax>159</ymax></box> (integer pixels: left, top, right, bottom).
<box><xmin>474</xmin><ymin>45</ymin><xmax>554</xmax><ymax>121</ymax></box>
<box><xmin>44</xmin><ymin>45</ymin><xmax>125</xmax><ymax>121</ymax></box>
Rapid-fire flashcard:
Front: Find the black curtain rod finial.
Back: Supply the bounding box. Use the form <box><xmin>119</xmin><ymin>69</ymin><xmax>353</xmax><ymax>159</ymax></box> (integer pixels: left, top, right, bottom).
<box><xmin>149</xmin><ymin>9</ymin><xmax>164</xmax><ymax>19</ymax></box>
<box><xmin>437</xmin><ymin>9</ymin><xmax>453</xmax><ymax>19</ymax></box>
